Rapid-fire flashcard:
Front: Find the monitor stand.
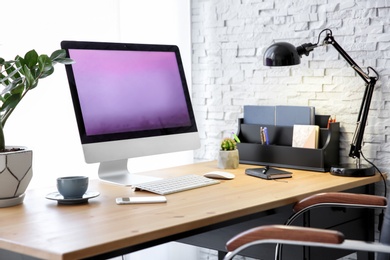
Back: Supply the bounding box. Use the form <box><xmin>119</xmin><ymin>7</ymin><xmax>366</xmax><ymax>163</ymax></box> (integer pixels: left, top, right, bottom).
<box><xmin>98</xmin><ymin>159</ymin><xmax>161</xmax><ymax>186</ymax></box>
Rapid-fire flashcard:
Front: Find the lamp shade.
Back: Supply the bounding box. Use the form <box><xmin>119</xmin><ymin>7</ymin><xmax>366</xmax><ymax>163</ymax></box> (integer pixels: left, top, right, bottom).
<box><xmin>263</xmin><ymin>42</ymin><xmax>301</xmax><ymax>66</ymax></box>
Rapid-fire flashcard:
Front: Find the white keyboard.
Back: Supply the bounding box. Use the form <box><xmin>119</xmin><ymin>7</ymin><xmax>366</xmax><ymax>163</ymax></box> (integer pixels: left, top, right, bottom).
<box><xmin>133</xmin><ymin>174</ymin><xmax>220</xmax><ymax>195</ymax></box>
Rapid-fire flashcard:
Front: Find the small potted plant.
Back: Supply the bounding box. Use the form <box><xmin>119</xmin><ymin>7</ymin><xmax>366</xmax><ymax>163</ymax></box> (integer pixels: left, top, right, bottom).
<box><xmin>0</xmin><ymin>49</ymin><xmax>73</xmax><ymax>207</ymax></box>
<box><xmin>218</xmin><ymin>138</ymin><xmax>239</xmax><ymax>169</ymax></box>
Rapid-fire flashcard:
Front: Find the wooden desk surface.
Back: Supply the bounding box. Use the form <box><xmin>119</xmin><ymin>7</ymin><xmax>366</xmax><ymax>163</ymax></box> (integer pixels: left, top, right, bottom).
<box><xmin>0</xmin><ymin>161</ymin><xmax>382</xmax><ymax>260</ymax></box>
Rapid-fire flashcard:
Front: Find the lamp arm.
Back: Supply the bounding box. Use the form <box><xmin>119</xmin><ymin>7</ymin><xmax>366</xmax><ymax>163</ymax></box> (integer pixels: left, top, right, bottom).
<box><xmin>349</xmin><ymin>79</ymin><xmax>376</xmax><ymax>159</ymax></box>
<box><xmin>323</xmin><ymin>34</ymin><xmax>377</xmax><ymax>160</ymax></box>
<box><xmin>276</xmin><ymin>30</ymin><xmax>379</xmax><ymax>163</ymax></box>
<box><xmin>323</xmin><ymin>34</ymin><xmax>370</xmax><ymax>84</ymax></box>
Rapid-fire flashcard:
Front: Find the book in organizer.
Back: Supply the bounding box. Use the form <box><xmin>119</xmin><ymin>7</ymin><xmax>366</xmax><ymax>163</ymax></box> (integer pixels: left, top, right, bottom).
<box><xmin>292</xmin><ymin>124</ymin><xmax>320</xmax><ymax>149</ymax></box>
<box><xmin>243</xmin><ymin>105</ymin><xmax>315</xmax><ymax>126</ymax></box>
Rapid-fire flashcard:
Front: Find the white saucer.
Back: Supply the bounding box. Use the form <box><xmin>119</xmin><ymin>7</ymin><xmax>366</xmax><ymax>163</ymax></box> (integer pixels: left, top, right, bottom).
<box><xmin>0</xmin><ymin>193</ymin><xmax>25</xmax><ymax>208</ymax></box>
<box><xmin>46</xmin><ymin>191</ymin><xmax>100</xmax><ymax>205</ymax></box>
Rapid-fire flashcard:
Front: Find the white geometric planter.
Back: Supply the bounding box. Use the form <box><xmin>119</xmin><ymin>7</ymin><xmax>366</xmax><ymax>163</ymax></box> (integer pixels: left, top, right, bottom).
<box><xmin>0</xmin><ymin>147</ymin><xmax>33</xmax><ymax>207</ymax></box>
<box><xmin>218</xmin><ymin>149</ymin><xmax>239</xmax><ymax>169</ymax></box>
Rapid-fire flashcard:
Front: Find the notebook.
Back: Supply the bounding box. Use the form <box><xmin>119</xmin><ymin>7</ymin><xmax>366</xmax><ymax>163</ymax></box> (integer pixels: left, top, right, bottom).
<box><xmin>245</xmin><ymin>167</ymin><xmax>292</xmax><ymax>180</ymax></box>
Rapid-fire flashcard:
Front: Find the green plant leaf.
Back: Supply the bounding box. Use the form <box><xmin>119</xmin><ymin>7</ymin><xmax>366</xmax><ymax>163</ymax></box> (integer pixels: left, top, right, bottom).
<box><xmin>0</xmin><ymin>77</ymin><xmax>22</xmax><ymax>95</ymax></box>
<box><xmin>0</xmin><ymin>49</ymin><xmax>74</xmax><ymax>144</ymax></box>
<box><xmin>50</xmin><ymin>49</ymin><xmax>74</xmax><ymax>65</ymax></box>
<box><xmin>10</xmin><ymin>82</ymin><xmax>25</xmax><ymax>95</ymax></box>
<box><xmin>24</xmin><ymin>50</ymin><xmax>38</xmax><ymax>69</ymax></box>
<box><xmin>23</xmin><ymin>65</ymin><xmax>35</xmax><ymax>89</ymax></box>
<box><xmin>40</xmin><ymin>66</ymin><xmax>54</xmax><ymax>78</ymax></box>
<box><xmin>2</xmin><ymin>92</ymin><xmax>11</xmax><ymax>100</ymax></box>
<box><xmin>38</xmin><ymin>55</ymin><xmax>54</xmax><ymax>78</ymax></box>
<box><xmin>55</xmin><ymin>57</ymin><xmax>74</xmax><ymax>65</ymax></box>
<box><xmin>50</xmin><ymin>49</ymin><xmax>66</xmax><ymax>60</ymax></box>
<box><xmin>1</xmin><ymin>92</ymin><xmax>22</xmax><ymax>111</ymax></box>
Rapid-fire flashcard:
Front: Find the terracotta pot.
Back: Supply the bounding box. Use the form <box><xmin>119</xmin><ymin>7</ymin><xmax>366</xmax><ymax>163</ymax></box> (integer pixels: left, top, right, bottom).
<box><xmin>218</xmin><ymin>149</ymin><xmax>239</xmax><ymax>169</ymax></box>
<box><xmin>0</xmin><ymin>147</ymin><xmax>33</xmax><ymax>207</ymax></box>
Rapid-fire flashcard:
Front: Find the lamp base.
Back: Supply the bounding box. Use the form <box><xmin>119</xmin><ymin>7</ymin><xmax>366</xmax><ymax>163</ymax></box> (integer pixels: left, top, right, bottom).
<box><xmin>330</xmin><ymin>164</ymin><xmax>375</xmax><ymax>177</ymax></box>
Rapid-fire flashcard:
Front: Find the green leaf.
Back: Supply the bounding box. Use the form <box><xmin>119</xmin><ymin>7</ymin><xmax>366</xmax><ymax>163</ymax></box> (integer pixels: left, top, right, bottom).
<box><xmin>40</xmin><ymin>66</ymin><xmax>54</xmax><ymax>78</ymax></box>
<box><xmin>38</xmin><ymin>55</ymin><xmax>54</xmax><ymax>78</ymax></box>
<box><xmin>2</xmin><ymin>93</ymin><xmax>11</xmax><ymax>100</ymax></box>
<box><xmin>23</xmin><ymin>65</ymin><xmax>35</xmax><ymax>89</ymax></box>
<box><xmin>0</xmin><ymin>49</ymin><xmax>74</xmax><ymax>133</ymax></box>
<box><xmin>50</xmin><ymin>49</ymin><xmax>66</xmax><ymax>60</ymax></box>
<box><xmin>38</xmin><ymin>55</ymin><xmax>52</xmax><ymax>72</ymax></box>
<box><xmin>1</xmin><ymin>92</ymin><xmax>22</xmax><ymax>111</ymax></box>
<box><xmin>10</xmin><ymin>83</ymin><xmax>25</xmax><ymax>95</ymax></box>
<box><xmin>24</xmin><ymin>50</ymin><xmax>38</xmax><ymax>69</ymax></box>
<box><xmin>54</xmin><ymin>57</ymin><xmax>74</xmax><ymax>65</ymax></box>
<box><xmin>0</xmin><ymin>77</ymin><xmax>23</xmax><ymax>95</ymax></box>
<box><xmin>50</xmin><ymin>49</ymin><xmax>74</xmax><ymax>65</ymax></box>
<box><xmin>15</xmin><ymin>55</ymin><xmax>25</xmax><ymax>66</ymax></box>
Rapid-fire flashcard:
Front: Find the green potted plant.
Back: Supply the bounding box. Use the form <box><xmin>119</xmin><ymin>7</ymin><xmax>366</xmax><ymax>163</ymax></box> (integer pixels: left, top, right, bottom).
<box><xmin>0</xmin><ymin>49</ymin><xmax>73</xmax><ymax>207</ymax></box>
<box><xmin>218</xmin><ymin>138</ymin><xmax>239</xmax><ymax>169</ymax></box>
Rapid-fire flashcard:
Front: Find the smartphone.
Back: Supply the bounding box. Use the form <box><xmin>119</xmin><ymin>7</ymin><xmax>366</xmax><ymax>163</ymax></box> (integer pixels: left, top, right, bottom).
<box><xmin>116</xmin><ymin>196</ymin><xmax>167</xmax><ymax>205</ymax></box>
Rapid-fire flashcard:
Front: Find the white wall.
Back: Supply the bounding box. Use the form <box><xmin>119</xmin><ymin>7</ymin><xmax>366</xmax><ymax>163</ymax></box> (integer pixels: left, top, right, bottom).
<box><xmin>191</xmin><ymin>0</ymin><xmax>390</xmax><ymax>175</ymax></box>
<box><xmin>1</xmin><ymin>1</ymin><xmax>199</xmax><ymax>259</ymax></box>
<box><xmin>191</xmin><ymin>1</ymin><xmax>390</xmax><ymax>259</ymax></box>
<box><xmin>0</xmin><ymin>0</ymin><xmax>195</xmax><ymax>187</ymax></box>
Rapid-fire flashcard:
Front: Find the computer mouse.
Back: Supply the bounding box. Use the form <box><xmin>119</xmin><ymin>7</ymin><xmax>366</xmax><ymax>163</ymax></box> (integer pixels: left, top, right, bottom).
<box><xmin>203</xmin><ymin>171</ymin><xmax>235</xmax><ymax>180</ymax></box>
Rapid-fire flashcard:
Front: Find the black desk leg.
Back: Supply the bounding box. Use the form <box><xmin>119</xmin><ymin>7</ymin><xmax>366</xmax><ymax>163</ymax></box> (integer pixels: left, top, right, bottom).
<box><xmin>218</xmin><ymin>250</ymin><xmax>227</xmax><ymax>260</ymax></box>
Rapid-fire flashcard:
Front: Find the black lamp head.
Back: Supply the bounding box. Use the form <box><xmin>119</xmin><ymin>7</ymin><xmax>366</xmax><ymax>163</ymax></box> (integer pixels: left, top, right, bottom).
<box><xmin>263</xmin><ymin>42</ymin><xmax>317</xmax><ymax>67</ymax></box>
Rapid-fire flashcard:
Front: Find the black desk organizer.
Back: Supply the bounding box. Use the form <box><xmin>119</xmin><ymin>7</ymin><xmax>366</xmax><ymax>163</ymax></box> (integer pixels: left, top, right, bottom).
<box><xmin>236</xmin><ymin>115</ymin><xmax>339</xmax><ymax>172</ymax></box>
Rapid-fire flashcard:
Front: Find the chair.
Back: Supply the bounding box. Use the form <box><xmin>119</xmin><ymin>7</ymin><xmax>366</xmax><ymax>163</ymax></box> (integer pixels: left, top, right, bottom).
<box><xmin>223</xmin><ymin>192</ymin><xmax>390</xmax><ymax>260</ymax></box>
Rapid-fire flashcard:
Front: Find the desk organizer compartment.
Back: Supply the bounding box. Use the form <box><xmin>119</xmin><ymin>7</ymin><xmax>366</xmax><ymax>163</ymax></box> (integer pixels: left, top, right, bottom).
<box><xmin>236</xmin><ymin>115</ymin><xmax>339</xmax><ymax>172</ymax></box>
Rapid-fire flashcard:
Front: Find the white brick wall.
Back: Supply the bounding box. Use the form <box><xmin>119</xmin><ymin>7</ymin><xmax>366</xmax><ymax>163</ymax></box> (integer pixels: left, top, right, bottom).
<box><xmin>191</xmin><ymin>0</ymin><xmax>390</xmax><ymax>177</ymax></box>
<box><xmin>191</xmin><ymin>1</ymin><xmax>389</xmax><ymax>259</ymax></box>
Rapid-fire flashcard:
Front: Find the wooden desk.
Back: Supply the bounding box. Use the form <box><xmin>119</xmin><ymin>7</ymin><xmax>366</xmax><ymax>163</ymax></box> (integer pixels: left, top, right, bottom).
<box><xmin>0</xmin><ymin>161</ymin><xmax>382</xmax><ymax>260</ymax></box>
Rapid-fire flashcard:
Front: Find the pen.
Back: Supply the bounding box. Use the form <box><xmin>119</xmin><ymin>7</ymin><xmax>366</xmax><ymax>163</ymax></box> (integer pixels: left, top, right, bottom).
<box><xmin>232</xmin><ymin>132</ymin><xmax>241</xmax><ymax>143</ymax></box>
<box><xmin>263</xmin><ymin>127</ymin><xmax>269</xmax><ymax>145</ymax></box>
<box><xmin>327</xmin><ymin>116</ymin><xmax>336</xmax><ymax>128</ymax></box>
<box><xmin>260</xmin><ymin>127</ymin><xmax>264</xmax><ymax>144</ymax></box>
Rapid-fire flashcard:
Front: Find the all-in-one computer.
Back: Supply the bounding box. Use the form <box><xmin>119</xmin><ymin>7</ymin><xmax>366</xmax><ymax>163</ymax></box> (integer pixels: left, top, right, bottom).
<box><xmin>61</xmin><ymin>41</ymin><xmax>200</xmax><ymax>185</ymax></box>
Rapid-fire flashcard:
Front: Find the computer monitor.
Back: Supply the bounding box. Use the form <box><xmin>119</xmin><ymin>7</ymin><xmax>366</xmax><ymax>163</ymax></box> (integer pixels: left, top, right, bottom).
<box><xmin>61</xmin><ymin>41</ymin><xmax>200</xmax><ymax>185</ymax></box>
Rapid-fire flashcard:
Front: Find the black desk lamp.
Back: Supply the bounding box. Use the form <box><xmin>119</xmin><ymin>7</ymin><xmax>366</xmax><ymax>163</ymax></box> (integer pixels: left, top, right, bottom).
<box><xmin>263</xmin><ymin>28</ymin><xmax>379</xmax><ymax>177</ymax></box>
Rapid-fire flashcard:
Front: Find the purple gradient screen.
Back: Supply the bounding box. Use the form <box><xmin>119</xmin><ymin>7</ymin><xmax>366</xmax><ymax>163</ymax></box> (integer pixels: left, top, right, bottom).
<box><xmin>69</xmin><ymin>49</ymin><xmax>191</xmax><ymax>136</ymax></box>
